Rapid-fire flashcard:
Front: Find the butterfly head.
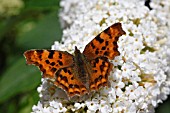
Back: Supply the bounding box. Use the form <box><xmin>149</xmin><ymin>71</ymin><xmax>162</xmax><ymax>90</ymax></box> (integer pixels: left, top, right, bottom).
<box><xmin>74</xmin><ymin>46</ymin><xmax>81</xmax><ymax>54</ymax></box>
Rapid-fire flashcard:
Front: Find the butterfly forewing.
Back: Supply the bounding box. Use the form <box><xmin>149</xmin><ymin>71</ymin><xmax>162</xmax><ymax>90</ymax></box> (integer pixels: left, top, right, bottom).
<box><xmin>83</xmin><ymin>23</ymin><xmax>126</xmax><ymax>60</ymax></box>
<box><xmin>24</xmin><ymin>50</ymin><xmax>74</xmax><ymax>78</ymax></box>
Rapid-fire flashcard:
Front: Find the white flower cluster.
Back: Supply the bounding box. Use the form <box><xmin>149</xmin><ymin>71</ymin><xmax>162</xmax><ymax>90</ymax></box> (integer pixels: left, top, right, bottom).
<box><xmin>0</xmin><ymin>0</ymin><xmax>23</xmax><ymax>17</ymax></box>
<box><xmin>32</xmin><ymin>0</ymin><xmax>170</xmax><ymax>113</ymax></box>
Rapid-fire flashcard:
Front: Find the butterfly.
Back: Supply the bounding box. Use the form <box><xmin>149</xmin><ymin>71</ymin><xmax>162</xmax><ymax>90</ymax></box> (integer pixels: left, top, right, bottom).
<box><xmin>24</xmin><ymin>23</ymin><xmax>126</xmax><ymax>97</ymax></box>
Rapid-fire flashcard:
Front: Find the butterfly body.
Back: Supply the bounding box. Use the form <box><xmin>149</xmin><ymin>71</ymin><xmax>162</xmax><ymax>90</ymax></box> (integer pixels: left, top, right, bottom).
<box><xmin>24</xmin><ymin>23</ymin><xmax>126</xmax><ymax>97</ymax></box>
<box><xmin>73</xmin><ymin>46</ymin><xmax>92</xmax><ymax>91</ymax></box>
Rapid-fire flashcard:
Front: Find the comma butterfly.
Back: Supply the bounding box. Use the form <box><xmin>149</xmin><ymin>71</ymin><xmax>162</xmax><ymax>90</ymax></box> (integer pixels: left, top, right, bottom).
<box><xmin>24</xmin><ymin>23</ymin><xmax>126</xmax><ymax>97</ymax></box>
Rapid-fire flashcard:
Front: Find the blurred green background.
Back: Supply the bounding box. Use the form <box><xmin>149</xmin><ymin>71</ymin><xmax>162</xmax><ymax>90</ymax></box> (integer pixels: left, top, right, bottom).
<box><xmin>0</xmin><ymin>0</ymin><xmax>62</xmax><ymax>112</ymax></box>
<box><xmin>0</xmin><ymin>0</ymin><xmax>169</xmax><ymax>113</ymax></box>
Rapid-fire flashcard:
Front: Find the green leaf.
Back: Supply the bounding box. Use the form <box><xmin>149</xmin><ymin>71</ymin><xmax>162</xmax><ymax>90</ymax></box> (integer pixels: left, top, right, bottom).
<box><xmin>18</xmin><ymin>91</ymin><xmax>39</xmax><ymax>113</ymax></box>
<box><xmin>0</xmin><ymin>57</ymin><xmax>41</xmax><ymax>103</ymax></box>
<box><xmin>24</xmin><ymin>0</ymin><xmax>60</xmax><ymax>10</ymax></box>
<box><xmin>17</xmin><ymin>12</ymin><xmax>62</xmax><ymax>49</ymax></box>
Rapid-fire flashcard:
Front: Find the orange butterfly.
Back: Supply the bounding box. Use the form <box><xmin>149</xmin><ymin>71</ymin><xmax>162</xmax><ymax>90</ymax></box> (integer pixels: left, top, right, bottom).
<box><xmin>24</xmin><ymin>23</ymin><xmax>126</xmax><ymax>97</ymax></box>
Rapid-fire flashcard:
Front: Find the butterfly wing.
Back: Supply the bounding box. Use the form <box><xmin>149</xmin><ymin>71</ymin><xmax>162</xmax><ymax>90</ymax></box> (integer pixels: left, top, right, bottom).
<box><xmin>83</xmin><ymin>23</ymin><xmax>126</xmax><ymax>60</ymax></box>
<box><xmin>24</xmin><ymin>50</ymin><xmax>74</xmax><ymax>79</ymax></box>
<box><xmin>54</xmin><ymin>67</ymin><xmax>88</xmax><ymax>97</ymax></box>
<box><xmin>83</xmin><ymin>23</ymin><xmax>125</xmax><ymax>90</ymax></box>
<box><xmin>89</xmin><ymin>57</ymin><xmax>113</xmax><ymax>90</ymax></box>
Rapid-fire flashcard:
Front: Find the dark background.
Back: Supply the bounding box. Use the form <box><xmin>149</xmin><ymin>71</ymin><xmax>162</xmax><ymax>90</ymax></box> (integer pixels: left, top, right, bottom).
<box><xmin>0</xmin><ymin>0</ymin><xmax>169</xmax><ymax>113</ymax></box>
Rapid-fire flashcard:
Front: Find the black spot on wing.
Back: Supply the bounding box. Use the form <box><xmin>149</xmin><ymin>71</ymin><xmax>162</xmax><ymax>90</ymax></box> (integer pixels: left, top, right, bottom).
<box><xmin>74</xmin><ymin>91</ymin><xmax>80</xmax><ymax>94</ymax></box>
<box><xmin>63</xmin><ymin>68</ymin><xmax>68</xmax><ymax>73</ymax></box>
<box><xmin>39</xmin><ymin>64</ymin><xmax>43</xmax><ymax>69</ymax></box>
<box><xmin>45</xmin><ymin>60</ymin><xmax>50</xmax><ymax>64</ymax></box>
<box><xmin>113</xmin><ymin>41</ymin><xmax>117</xmax><ymax>45</ymax></box>
<box><xmin>96</xmin><ymin>36</ymin><xmax>104</xmax><ymax>43</ymax></box>
<box><xmin>101</xmin><ymin>46</ymin><xmax>106</xmax><ymax>50</ymax></box>
<box><xmin>105</xmin><ymin>41</ymin><xmax>109</xmax><ymax>46</ymax></box>
<box><xmin>94</xmin><ymin>75</ymin><xmax>103</xmax><ymax>84</ymax></box>
<box><xmin>95</xmin><ymin>49</ymin><xmax>99</xmax><ymax>54</ymax></box>
<box><xmin>104</xmin><ymin>29</ymin><xmax>111</xmax><ymax>38</ymax></box>
<box><xmin>68</xmin><ymin>70</ymin><xmax>72</xmax><ymax>75</ymax></box>
<box><xmin>51</xmin><ymin>68</ymin><xmax>57</xmax><ymax>72</ymax></box>
<box><xmin>69</xmin><ymin>92</ymin><xmax>74</xmax><ymax>95</ymax></box>
<box><xmin>50</xmin><ymin>62</ymin><xmax>55</xmax><ymax>66</ymax></box>
<box><xmin>69</xmin><ymin>84</ymin><xmax>74</xmax><ymax>88</ymax></box>
<box><xmin>95</xmin><ymin>58</ymin><xmax>99</xmax><ymax>63</ymax></box>
<box><xmin>61</xmin><ymin>76</ymin><xmax>68</xmax><ymax>82</ymax></box>
<box><xmin>39</xmin><ymin>55</ymin><xmax>42</xmax><ymax>59</ymax></box>
<box><xmin>91</xmin><ymin>42</ymin><xmax>95</xmax><ymax>49</ymax></box>
<box><xmin>113</xmin><ymin>46</ymin><xmax>118</xmax><ymax>51</ymax></box>
<box><xmin>100</xmin><ymin>64</ymin><xmax>105</xmax><ymax>72</ymax></box>
<box><xmin>104</xmin><ymin>51</ymin><xmax>109</xmax><ymax>56</ymax></box>
<box><xmin>94</xmin><ymin>70</ymin><xmax>97</xmax><ymax>73</ymax></box>
<box><xmin>36</xmin><ymin>50</ymin><xmax>43</xmax><ymax>59</ymax></box>
<box><xmin>59</xmin><ymin>53</ymin><xmax>62</xmax><ymax>59</ymax></box>
<box><xmin>115</xmin><ymin>36</ymin><xmax>119</xmax><ymax>41</ymax></box>
<box><xmin>34</xmin><ymin>62</ymin><xmax>39</xmax><ymax>65</ymax></box>
<box><xmin>74</xmin><ymin>84</ymin><xmax>80</xmax><ymax>88</ymax></box>
<box><xmin>94</xmin><ymin>78</ymin><xmax>98</xmax><ymax>84</ymax></box>
<box><xmin>48</xmin><ymin>50</ymin><xmax>54</xmax><ymax>59</ymax></box>
<box><xmin>102</xmin><ymin>61</ymin><xmax>105</xmax><ymax>65</ymax></box>
<box><xmin>58</xmin><ymin>60</ymin><xmax>63</xmax><ymax>66</ymax></box>
<box><xmin>71</xmin><ymin>77</ymin><xmax>74</xmax><ymax>80</ymax></box>
<box><xmin>36</xmin><ymin>50</ymin><xmax>43</xmax><ymax>54</ymax></box>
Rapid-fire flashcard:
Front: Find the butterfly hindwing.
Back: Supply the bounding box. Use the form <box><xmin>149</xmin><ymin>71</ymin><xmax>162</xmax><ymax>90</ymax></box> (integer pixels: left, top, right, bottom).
<box><xmin>54</xmin><ymin>67</ymin><xmax>88</xmax><ymax>97</ymax></box>
<box><xmin>89</xmin><ymin>57</ymin><xmax>113</xmax><ymax>90</ymax></box>
<box><xmin>83</xmin><ymin>23</ymin><xmax>126</xmax><ymax>60</ymax></box>
<box><xmin>24</xmin><ymin>50</ymin><xmax>74</xmax><ymax>78</ymax></box>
